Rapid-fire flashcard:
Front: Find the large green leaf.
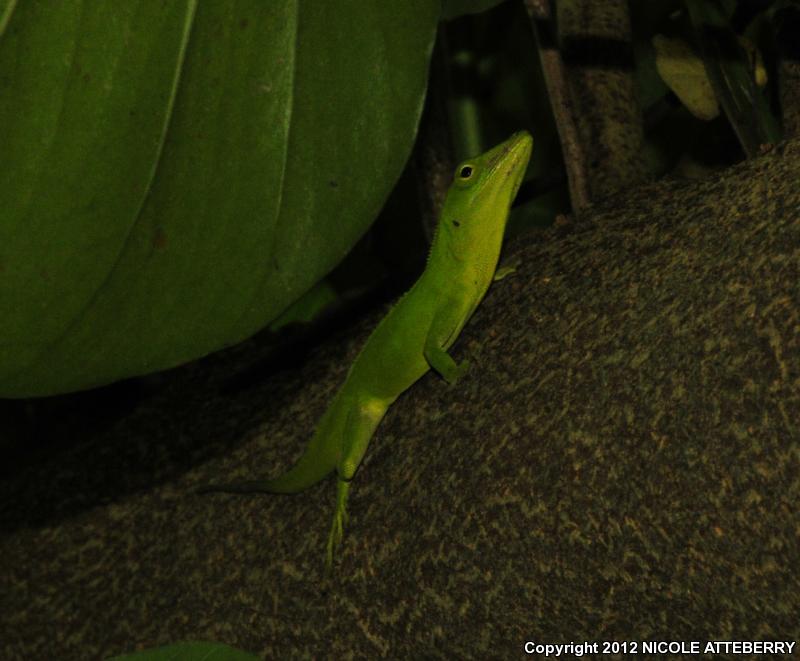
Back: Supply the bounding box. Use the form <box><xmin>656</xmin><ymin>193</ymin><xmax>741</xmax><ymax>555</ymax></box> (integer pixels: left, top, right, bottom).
<box><xmin>0</xmin><ymin>1</ymin><xmax>439</xmax><ymax>396</ymax></box>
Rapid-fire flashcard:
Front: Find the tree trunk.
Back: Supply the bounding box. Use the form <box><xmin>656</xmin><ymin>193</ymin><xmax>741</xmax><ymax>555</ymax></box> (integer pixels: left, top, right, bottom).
<box><xmin>1</xmin><ymin>137</ymin><xmax>798</xmax><ymax>659</ymax></box>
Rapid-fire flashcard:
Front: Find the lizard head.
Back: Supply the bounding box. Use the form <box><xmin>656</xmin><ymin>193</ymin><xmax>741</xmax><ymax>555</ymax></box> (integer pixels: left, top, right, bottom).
<box><xmin>437</xmin><ymin>131</ymin><xmax>533</xmax><ymax>261</ymax></box>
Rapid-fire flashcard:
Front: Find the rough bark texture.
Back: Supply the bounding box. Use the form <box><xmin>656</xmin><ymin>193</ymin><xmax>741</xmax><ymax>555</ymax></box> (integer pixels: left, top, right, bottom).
<box><xmin>557</xmin><ymin>0</ymin><xmax>648</xmax><ymax>204</ymax></box>
<box><xmin>776</xmin><ymin>4</ymin><xmax>800</xmax><ymax>140</ymax></box>
<box><xmin>781</xmin><ymin>60</ymin><xmax>800</xmax><ymax>140</ymax></box>
<box><xmin>1</xmin><ymin>137</ymin><xmax>799</xmax><ymax>659</ymax></box>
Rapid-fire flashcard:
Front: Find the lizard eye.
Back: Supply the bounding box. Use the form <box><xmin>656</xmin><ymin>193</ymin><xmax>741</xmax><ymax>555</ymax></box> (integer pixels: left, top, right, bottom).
<box><xmin>458</xmin><ymin>165</ymin><xmax>474</xmax><ymax>179</ymax></box>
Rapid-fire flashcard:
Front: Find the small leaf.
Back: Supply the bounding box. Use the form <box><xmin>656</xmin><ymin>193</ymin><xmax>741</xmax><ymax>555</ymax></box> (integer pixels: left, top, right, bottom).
<box><xmin>684</xmin><ymin>0</ymin><xmax>781</xmax><ymax>157</ymax></box>
<box><xmin>653</xmin><ymin>34</ymin><xmax>720</xmax><ymax>120</ymax></box>
<box><xmin>267</xmin><ymin>279</ymin><xmax>339</xmax><ymax>332</ymax></box>
<box><xmin>107</xmin><ymin>641</ymin><xmax>259</xmax><ymax>661</ymax></box>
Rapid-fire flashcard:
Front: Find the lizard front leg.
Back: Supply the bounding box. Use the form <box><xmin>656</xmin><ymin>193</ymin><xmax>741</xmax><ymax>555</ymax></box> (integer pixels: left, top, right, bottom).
<box><xmin>423</xmin><ymin>298</ymin><xmax>473</xmax><ymax>385</ymax></box>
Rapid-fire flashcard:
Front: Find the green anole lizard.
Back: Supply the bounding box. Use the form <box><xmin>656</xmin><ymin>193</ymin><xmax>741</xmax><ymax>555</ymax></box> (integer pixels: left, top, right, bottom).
<box><xmin>200</xmin><ymin>131</ymin><xmax>533</xmax><ymax>570</ymax></box>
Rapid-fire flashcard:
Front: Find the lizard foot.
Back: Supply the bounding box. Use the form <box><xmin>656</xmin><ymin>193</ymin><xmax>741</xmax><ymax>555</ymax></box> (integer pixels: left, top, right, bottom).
<box><xmin>324</xmin><ymin>478</ymin><xmax>351</xmax><ymax>572</ymax></box>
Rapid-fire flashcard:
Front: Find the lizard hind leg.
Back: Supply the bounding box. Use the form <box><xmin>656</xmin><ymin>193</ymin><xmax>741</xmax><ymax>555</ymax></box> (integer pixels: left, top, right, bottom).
<box><xmin>325</xmin><ymin>396</ymin><xmax>389</xmax><ymax>571</ymax></box>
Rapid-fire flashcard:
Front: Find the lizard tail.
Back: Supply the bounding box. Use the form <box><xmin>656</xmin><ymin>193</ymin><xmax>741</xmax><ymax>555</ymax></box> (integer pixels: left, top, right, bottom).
<box><xmin>197</xmin><ymin>391</ymin><xmax>345</xmax><ymax>495</ymax></box>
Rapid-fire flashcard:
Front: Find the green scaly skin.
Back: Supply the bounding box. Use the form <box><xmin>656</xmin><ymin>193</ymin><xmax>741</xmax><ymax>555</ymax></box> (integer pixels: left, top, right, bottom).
<box><xmin>200</xmin><ymin>131</ymin><xmax>533</xmax><ymax>570</ymax></box>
